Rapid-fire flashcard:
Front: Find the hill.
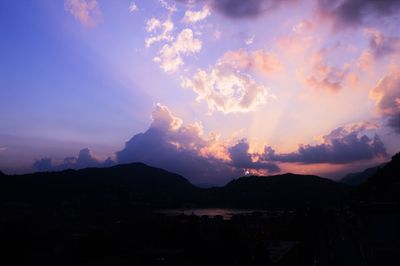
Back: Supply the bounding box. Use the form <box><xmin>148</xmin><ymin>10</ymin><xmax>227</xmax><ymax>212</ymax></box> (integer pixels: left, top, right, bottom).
<box><xmin>0</xmin><ymin>163</ymin><xmax>200</xmax><ymax>209</ymax></box>
<box><xmin>360</xmin><ymin>152</ymin><xmax>400</xmax><ymax>202</ymax></box>
<box><xmin>340</xmin><ymin>164</ymin><xmax>384</xmax><ymax>186</ymax></box>
<box><xmin>0</xmin><ymin>164</ymin><xmax>352</xmax><ymax>209</ymax></box>
<box><xmin>210</xmin><ymin>173</ymin><xmax>351</xmax><ymax>209</ymax></box>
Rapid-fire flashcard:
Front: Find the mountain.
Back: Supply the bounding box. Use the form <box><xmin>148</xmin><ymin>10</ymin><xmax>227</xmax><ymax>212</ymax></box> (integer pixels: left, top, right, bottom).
<box><xmin>209</xmin><ymin>173</ymin><xmax>351</xmax><ymax>209</ymax></box>
<box><xmin>0</xmin><ymin>163</ymin><xmax>200</xmax><ymax>209</ymax></box>
<box><xmin>0</xmin><ymin>164</ymin><xmax>351</xmax><ymax>209</ymax></box>
<box><xmin>360</xmin><ymin>152</ymin><xmax>400</xmax><ymax>202</ymax></box>
<box><xmin>340</xmin><ymin>164</ymin><xmax>385</xmax><ymax>186</ymax></box>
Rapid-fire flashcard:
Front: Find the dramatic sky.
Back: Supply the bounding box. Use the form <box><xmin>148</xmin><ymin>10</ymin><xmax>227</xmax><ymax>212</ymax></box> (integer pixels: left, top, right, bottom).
<box><xmin>1</xmin><ymin>0</ymin><xmax>399</xmax><ymax>184</ymax></box>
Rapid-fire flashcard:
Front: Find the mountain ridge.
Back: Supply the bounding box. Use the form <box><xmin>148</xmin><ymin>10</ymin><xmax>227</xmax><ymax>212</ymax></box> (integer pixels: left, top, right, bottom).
<box><xmin>0</xmin><ymin>162</ymin><xmax>353</xmax><ymax>209</ymax></box>
<box><xmin>2</xmin><ymin>154</ymin><xmax>399</xmax><ymax>210</ymax></box>
<box><xmin>340</xmin><ymin>164</ymin><xmax>386</xmax><ymax>186</ymax></box>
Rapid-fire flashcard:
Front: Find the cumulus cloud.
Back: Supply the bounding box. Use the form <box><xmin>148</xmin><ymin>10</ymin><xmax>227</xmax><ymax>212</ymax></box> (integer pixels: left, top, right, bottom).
<box><xmin>182</xmin><ymin>49</ymin><xmax>276</xmax><ymax>113</ymax></box>
<box><xmin>32</xmin><ymin>148</ymin><xmax>114</xmax><ymax>172</ymax></box>
<box><xmin>228</xmin><ymin>139</ymin><xmax>280</xmax><ymax>173</ymax></box>
<box><xmin>264</xmin><ymin>123</ymin><xmax>387</xmax><ymax>164</ymax></box>
<box><xmin>371</xmin><ymin>70</ymin><xmax>400</xmax><ymax>133</ymax></box>
<box><xmin>64</xmin><ymin>0</ymin><xmax>102</xmax><ymax>27</ymax></box>
<box><xmin>145</xmin><ymin>1</ymin><xmax>203</xmax><ymax>73</ymax></box>
<box><xmin>183</xmin><ymin>5</ymin><xmax>211</xmax><ymax>23</ymax></box>
<box><xmin>317</xmin><ymin>0</ymin><xmax>400</xmax><ymax>29</ymax></box>
<box><xmin>154</xmin><ymin>28</ymin><xmax>202</xmax><ymax>73</ymax></box>
<box><xmin>116</xmin><ymin>104</ymin><xmax>241</xmax><ymax>184</ymax></box>
<box><xmin>145</xmin><ymin>18</ymin><xmax>174</xmax><ymax>47</ymax></box>
<box><xmin>304</xmin><ymin>48</ymin><xmax>351</xmax><ymax>91</ymax></box>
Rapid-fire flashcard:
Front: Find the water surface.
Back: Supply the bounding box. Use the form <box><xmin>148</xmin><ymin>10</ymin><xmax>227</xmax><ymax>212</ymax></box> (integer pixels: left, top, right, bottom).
<box><xmin>157</xmin><ymin>208</ymin><xmax>266</xmax><ymax>220</ymax></box>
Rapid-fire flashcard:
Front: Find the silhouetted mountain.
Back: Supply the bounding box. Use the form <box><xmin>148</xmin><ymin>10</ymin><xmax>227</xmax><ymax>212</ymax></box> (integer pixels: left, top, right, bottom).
<box><xmin>340</xmin><ymin>164</ymin><xmax>385</xmax><ymax>186</ymax></box>
<box><xmin>360</xmin><ymin>152</ymin><xmax>400</xmax><ymax>202</ymax></box>
<box><xmin>0</xmin><ymin>163</ymin><xmax>200</xmax><ymax>209</ymax></box>
<box><xmin>209</xmin><ymin>173</ymin><xmax>351</xmax><ymax>208</ymax></box>
<box><xmin>0</xmin><ymin>163</ymin><xmax>352</xmax><ymax>209</ymax></box>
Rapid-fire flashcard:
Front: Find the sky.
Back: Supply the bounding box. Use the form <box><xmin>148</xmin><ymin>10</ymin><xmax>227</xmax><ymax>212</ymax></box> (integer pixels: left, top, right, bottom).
<box><xmin>0</xmin><ymin>0</ymin><xmax>399</xmax><ymax>185</ymax></box>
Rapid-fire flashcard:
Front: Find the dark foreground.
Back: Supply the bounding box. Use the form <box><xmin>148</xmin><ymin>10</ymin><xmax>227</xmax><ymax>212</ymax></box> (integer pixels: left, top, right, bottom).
<box><xmin>1</xmin><ymin>153</ymin><xmax>399</xmax><ymax>265</ymax></box>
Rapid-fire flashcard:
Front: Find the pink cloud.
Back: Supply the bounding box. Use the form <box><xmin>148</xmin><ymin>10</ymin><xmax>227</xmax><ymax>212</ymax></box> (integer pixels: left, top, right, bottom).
<box><xmin>64</xmin><ymin>0</ymin><xmax>102</xmax><ymax>27</ymax></box>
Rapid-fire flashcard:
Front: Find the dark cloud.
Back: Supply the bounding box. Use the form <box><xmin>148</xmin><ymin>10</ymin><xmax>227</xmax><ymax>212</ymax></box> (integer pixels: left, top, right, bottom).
<box><xmin>388</xmin><ymin>114</ymin><xmax>400</xmax><ymax>134</ymax></box>
<box><xmin>32</xmin><ymin>158</ymin><xmax>53</xmax><ymax>172</ymax></box>
<box><xmin>372</xmin><ymin>71</ymin><xmax>400</xmax><ymax>134</ymax></box>
<box><xmin>228</xmin><ymin>139</ymin><xmax>280</xmax><ymax>173</ymax></box>
<box><xmin>318</xmin><ymin>0</ymin><xmax>400</xmax><ymax>28</ymax></box>
<box><xmin>264</xmin><ymin>124</ymin><xmax>387</xmax><ymax>164</ymax></box>
<box><xmin>178</xmin><ymin>0</ymin><xmax>400</xmax><ymax>23</ymax></box>
<box><xmin>177</xmin><ymin>0</ymin><xmax>297</xmax><ymax>19</ymax></box>
<box><xmin>32</xmin><ymin>148</ymin><xmax>114</xmax><ymax>172</ymax></box>
<box><xmin>116</xmin><ymin>104</ymin><xmax>241</xmax><ymax>184</ymax></box>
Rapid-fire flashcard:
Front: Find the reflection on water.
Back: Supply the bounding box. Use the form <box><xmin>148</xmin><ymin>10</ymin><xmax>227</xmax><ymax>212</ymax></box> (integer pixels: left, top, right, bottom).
<box><xmin>157</xmin><ymin>208</ymin><xmax>266</xmax><ymax>220</ymax></box>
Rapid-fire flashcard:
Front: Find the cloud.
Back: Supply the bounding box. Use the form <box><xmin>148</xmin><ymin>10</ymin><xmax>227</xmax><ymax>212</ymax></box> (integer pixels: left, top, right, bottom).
<box><xmin>228</xmin><ymin>139</ymin><xmax>280</xmax><ymax>173</ymax></box>
<box><xmin>182</xmin><ymin>49</ymin><xmax>275</xmax><ymax>113</ymax></box>
<box><xmin>363</xmin><ymin>29</ymin><xmax>400</xmax><ymax>61</ymax></box>
<box><xmin>129</xmin><ymin>2</ymin><xmax>138</xmax><ymax>12</ymax></box>
<box><xmin>144</xmin><ymin>3</ymin><xmax>203</xmax><ymax>73</ymax></box>
<box><xmin>264</xmin><ymin>123</ymin><xmax>387</xmax><ymax>164</ymax></box>
<box><xmin>292</xmin><ymin>20</ymin><xmax>313</xmax><ymax>34</ymax></box>
<box><xmin>160</xmin><ymin>0</ymin><xmax>177</xmax><ymax>13</ymax></box>
<box><xmin>183</xmin><ymin>5</ymin><xmax>211</xmax><ymax>23</ymax></box>
<box><xmin>366</xmin><ymin>29</ymin><xmax>400</xmax><ymax>58</ymax></box>
<box><xmin>116</xmin><ymin>104</ymin><xmax>241</xmax><ymax>184</ymax></box>
<box><xmin>32</xmin><ymin>158</ymin><xmax>53</xmax><ymax>172</ymax></box>
<box><xmin>356</xmin><ymin>50</ymin><xmax>375</xmax><ymax>72</ymax></box>
<box><xmin>32</xmin><ymin>148</ymin><xmax>114</xmax><ymax>172</ymax></box>
<box><xmin>276</xmin><ymin>35</ymin><xmax>313</xmax><ymax>55</ymax></box>
<box><xmin>177</xmin><ymin>0</ymin><xmax>297</xmax><ymax>19</ymax></box>
<box><xmin>371</xmin><ymin>70</ymin><xmax>400</xmax><ymax>133</ymax></box>
<box><xmin>220</xmin><ymin>49</ymin><xmax>282</xmax><ymax>75</ymax></box>
<box><xmin>304</xmin><ymin>48</ymin><xmax>351</xmax><ymax>91</ymax></box>
<box><xmin>154</xmin><ymin>28</ymin><xmax>202</xmax><ymax>73</ymax></box>
<box><xmin>317</xmin><ymin>0</ymin><xmax>400</xmax><ymax>29</ymax></box>
<box><xmin>178</xmin><ymin>0</ymin><xmax>400</xmax><ymax>24</ymax></box>
<box><xmin>357</xmin><ymin>30</ymin><xmax>400</xmax><ymax>71</ymax></box>
<box><xmin>64</xmin><ymin>0</ymin><xmax>102</xmax><ymax>27</ymax></box>
<box><xmin>245</xmin><ymin>35</ymin><xmax>255</xmax><ymax>45</ymax></box>
<box><xmin>145</xmin><ymin>18</ymin><xmax>174</xmax><ymax>47</ymax></box>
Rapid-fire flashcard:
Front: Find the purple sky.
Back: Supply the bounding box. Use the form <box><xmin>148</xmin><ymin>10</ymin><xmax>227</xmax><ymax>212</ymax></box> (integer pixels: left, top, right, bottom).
<box><xmin>1</xmin><ymin>0</ymin><xmax>399</xmax><ymax>184</ymax></box>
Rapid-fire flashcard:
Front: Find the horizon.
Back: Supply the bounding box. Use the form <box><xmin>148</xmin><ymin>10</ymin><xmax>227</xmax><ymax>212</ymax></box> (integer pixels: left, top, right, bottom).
<box><xmin>1</xmin><ymin>0</ymin><xmax>400</xmax><ymax>185</ymax></box>
<box><xmin>1</xmin><ymin>159</ymin><xmax>353</xmax><ymax>187</ymax></box>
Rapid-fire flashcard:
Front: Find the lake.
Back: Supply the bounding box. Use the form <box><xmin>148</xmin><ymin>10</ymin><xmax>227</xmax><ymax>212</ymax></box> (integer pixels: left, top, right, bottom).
<box><xmin>156</xmin><ymin>208</ymin><xmax>267</xmax><ymax>220</ymax></box>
